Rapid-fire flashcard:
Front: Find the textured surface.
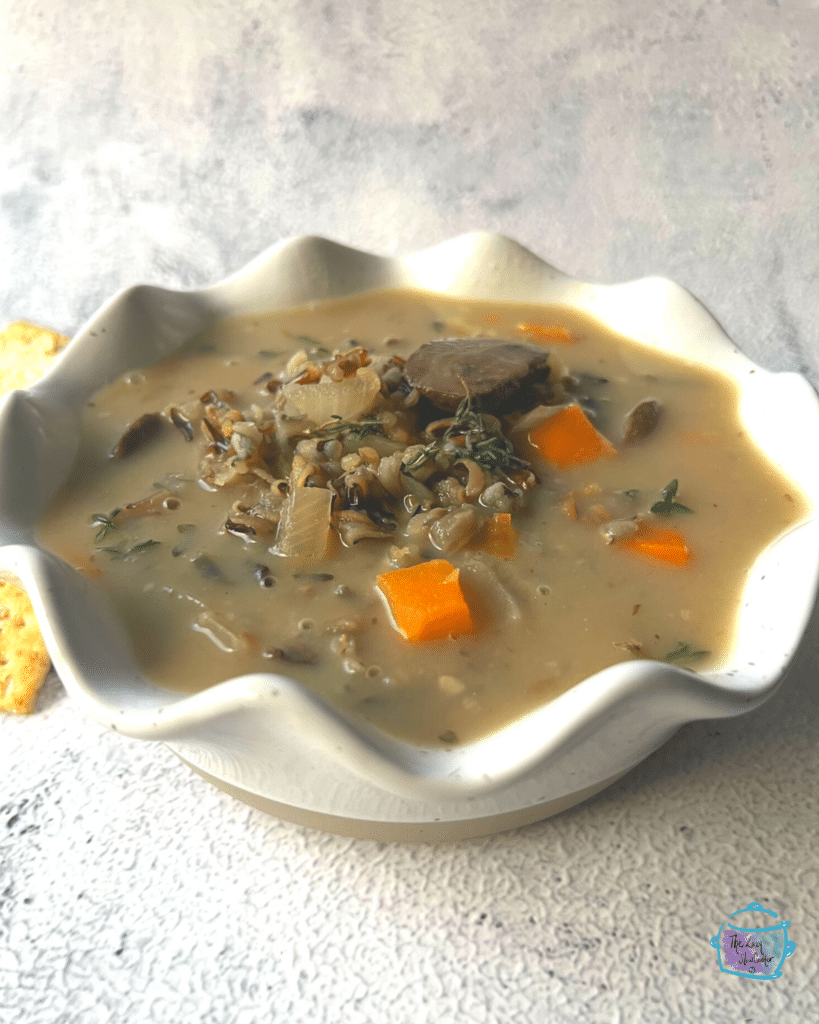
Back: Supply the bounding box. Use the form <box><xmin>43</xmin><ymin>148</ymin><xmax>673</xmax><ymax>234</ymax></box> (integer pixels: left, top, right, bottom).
<box><xmin>3</xmin><ymin>1</ymin><xmax>819</xmax><ymax>1020</ymax></box>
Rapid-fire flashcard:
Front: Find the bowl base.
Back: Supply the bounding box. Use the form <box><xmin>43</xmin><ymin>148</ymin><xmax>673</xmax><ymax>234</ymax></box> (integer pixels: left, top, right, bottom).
<box><xmin>175</xmin><ymin>754</ymin><xmax>630</xmax><ymax>841</ymax></box>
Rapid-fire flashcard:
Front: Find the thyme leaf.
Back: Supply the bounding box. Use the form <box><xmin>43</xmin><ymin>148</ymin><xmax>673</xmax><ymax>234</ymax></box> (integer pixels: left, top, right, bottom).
<box><xmin>403</xmin><ymin>391</ymin><xmax>531</xmax><ymax>477</ymax></box>
<box><xmin>95</xmin><ymin>539</ymin><xmax>160</xmax><ymax>560</ymax></box>
<box><xmin>663</xmin><ymin>641</ymin><xmax>710</xmax><ymax>663</ymax></box>
<box><xmin>650</xmin><ymin>479</ymin><xmax>693</xmax><ymax>516</ymax></box>
<box><xmin>91</xmin><ymin>508</ymin><xmax>122</xmax><ymax>542</ymax></box>
<box><xmin>313</xmin><ymin>415</ymin><xmax>385</xmax><ymax>442</ymax></box>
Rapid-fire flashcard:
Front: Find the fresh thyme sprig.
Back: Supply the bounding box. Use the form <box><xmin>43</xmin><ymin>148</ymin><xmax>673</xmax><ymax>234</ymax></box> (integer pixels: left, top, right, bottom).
<box><xmin>403</xmin><ymin>391</ymin><xmax>531</xmax><ymax>476</ymax></box>
<box><xmin>91</xmin><ymin>508</ymin><xmax>122</xmax><ymax>542</ymax></box>
<box><xmin>313</xmin><ymin>415</ymin><xmax>385</xmax><ymax>442</ymax></box>
<box><xmin>663</xmin><ymin>641</ymin><xmax>709</xmax><ymax>664</ymax></box>
<box><xmin>650</xmin><ymin>480</ymin><xmax>693</xmax><ymax>516</ymax></box>
<box><xmin>95</xmin><ymin>539</ymin><xmax>161</xmax><ymax>560</ymax></box>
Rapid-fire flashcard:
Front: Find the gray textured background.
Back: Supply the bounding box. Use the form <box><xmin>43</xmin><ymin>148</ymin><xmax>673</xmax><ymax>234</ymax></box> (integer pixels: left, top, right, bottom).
<box><xmin>3</xmin><ymin>1</ymin><xmax>819</xmax><ymax>1021</ymax></box>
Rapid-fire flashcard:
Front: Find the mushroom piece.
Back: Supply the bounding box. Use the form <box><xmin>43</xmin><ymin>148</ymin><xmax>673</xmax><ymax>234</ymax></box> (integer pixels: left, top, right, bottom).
<box><xmin>337</xmin><ymin>510</ymin><xmax>394</xmax><ymax>546</ymax></box>
<box><xmin>428</xmin><ymin>506</ymin><xmax>483</xmax><ymax>555</ymax></box>
<box><xmin>402</xmin><ymin>337</ymin><xmax>554</xmax><ymax>415</ymax></box>
<box><xmin>622</xmin><ymin>399</ymin><xmax>662</xmax><ymax>444</ymax></box>
<box><xmin>110</xmin><ymin>413</ymin><xmax>165</xmax><ymax>459</ymax></box>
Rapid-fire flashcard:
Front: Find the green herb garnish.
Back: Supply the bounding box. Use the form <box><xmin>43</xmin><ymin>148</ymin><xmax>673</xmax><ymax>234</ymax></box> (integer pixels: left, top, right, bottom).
<box><xmin>95</xmin><ymin>539</ymin><xmax>160</xmax><ymax>559</ymax></box>
<box><xmin>314</xmin><ymin>415</ymin><xmax>385</xmax><ymax>442</ymax></box>
<box><xmin>403</xmin><ymin>391</ymin><xmax>530</xmax><ymax>476</ymax></box>
<box><xmin>650</xmin><ymin>480</ymin><xmax>693</xmax><ymax>516</ymax></box>
<box><xmin>91</xmin><ymin>508</ymin><xmax>122</xmax><ymax>542</ymax></box>
<box><xmin>663</xmin><ymin>641</ymin><xmax>710</xmax><ymax>664</ymax></box>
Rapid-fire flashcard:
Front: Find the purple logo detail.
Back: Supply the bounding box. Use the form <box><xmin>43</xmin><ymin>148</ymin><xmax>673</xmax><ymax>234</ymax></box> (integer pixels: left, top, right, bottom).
<box><xmin>710</xmin><ymin>902</ymin><xmax>795</xmax><ymax>980</ymax></box>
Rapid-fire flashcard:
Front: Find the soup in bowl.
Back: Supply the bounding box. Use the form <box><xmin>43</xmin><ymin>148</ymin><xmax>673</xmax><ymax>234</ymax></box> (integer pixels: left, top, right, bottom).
<box><xmin>2</xmin><ymin>234</ymin><xmax>817</xmax><ymax>837</ymax></box>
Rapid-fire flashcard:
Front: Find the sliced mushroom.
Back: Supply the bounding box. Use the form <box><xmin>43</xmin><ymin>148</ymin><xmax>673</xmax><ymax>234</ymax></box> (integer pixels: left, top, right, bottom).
<box><xmin>110</xmin><ymin>413</ymin><xmax>165</xmax><ymax>459</ymax></box>
<box><xmin>337</xmin><ymin>510</ymin><xmax>394</xmax><ymax>546</ymax></box>
<box><xmin>428</xmin><ymin>506</ymin><xmax>483</xmax><ymax>554</ymax></box>
<box><xmin>622</xmin><ymin>399</ymin><xmax>662</xmax><ymax>444</ymax></box>
<box><xmin>402</xmin><ymin>337</ymin><xmax>554</xmax><ymax>414</ymax></box>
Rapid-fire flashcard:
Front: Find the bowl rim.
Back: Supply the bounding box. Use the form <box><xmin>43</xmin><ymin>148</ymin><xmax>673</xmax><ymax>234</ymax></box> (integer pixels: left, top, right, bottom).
<box><xmin>3</xmin><ymin>231</ymin><xmax>818</xmax><ymax>801</ymax></box>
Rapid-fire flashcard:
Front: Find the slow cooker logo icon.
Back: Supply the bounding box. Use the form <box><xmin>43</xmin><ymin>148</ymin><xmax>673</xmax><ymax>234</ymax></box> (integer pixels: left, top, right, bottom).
<box><xmin>711</xmin><ymin>902</ymin><xmax>795</xmax><ymax>979</ymax></box>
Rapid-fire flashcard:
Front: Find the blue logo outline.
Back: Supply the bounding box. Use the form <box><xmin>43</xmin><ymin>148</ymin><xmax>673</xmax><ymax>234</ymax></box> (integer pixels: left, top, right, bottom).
<box><xmin>710</xmin><ymin>902</ymin><xmax>795</xmax><ymax>980</ymax></box>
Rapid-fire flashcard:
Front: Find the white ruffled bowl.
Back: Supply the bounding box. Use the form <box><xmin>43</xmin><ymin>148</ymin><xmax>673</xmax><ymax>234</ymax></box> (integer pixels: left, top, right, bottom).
<box><xmin>2</xmin><ymin>233</ymin><xmax>818</xmax><ymax>839</ymax></box>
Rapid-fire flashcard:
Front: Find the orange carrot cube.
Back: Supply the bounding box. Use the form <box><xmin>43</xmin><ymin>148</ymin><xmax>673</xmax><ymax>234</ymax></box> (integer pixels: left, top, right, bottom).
<box><xmin>376</xmin><ymin>559</ymin><xmax>476</xmax><ymax>642</ymax></box>
<box><xmin>528</xmin><ymin>405</ymin><xmax>617</xmax><ymax>469</ymax></box>
<box><xmin>516</xmin><ymin>323</ymin><xmax>574</xmax><ymax>343</ymax></box>
<box><xmin>616</xmin><ymin>521</ymin><xmax>692</xmax><ymax>567</ymax></box>
<box><xmin>468</xmin><ymin>513</ymin><xmax>517</xmax><ymax>559</ymax></box>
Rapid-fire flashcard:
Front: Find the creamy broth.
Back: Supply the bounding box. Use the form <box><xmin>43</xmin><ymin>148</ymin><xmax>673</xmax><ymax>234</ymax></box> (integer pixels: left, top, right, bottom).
<box><xmin>38</xmin><ymin>291</ymin><xmax>807</xmax><ymax>746</ymax></box>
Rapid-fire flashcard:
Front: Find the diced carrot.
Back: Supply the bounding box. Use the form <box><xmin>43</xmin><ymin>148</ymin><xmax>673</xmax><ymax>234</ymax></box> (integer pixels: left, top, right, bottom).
<box><xmin>516</xmin><ymin>322</ymin><xmax>574</xmax><ymax>343</ymax></box>
<box><xmin>468</xmin><ymin>513</ymin><xmax>517</xmax><ymax>559</ymax></box>
<box><xmin>615</xmin><ymin>521</ymin><xmax>692</xmax><ymax>567</ymax></box>
<box><xmin>376</xmin><ymin>559</ymin><xmax>476</xmax><ymax>642</ymax></box>
<box><xmin>527</xmin><ymin>405</ymin><xmax>617</xmax><ymax>469</ymax></box>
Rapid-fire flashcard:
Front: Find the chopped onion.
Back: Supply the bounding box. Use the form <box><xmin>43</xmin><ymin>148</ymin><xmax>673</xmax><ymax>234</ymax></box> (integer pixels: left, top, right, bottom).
<box><xmin>274</xmin><ymin>485</ymin><xmax>334</xmax><ymax>562</ymax></box>
<box><xmin>284</xmin><ymin>367</ymin><xmax>381</xmax><ymax>425</ymax></box>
